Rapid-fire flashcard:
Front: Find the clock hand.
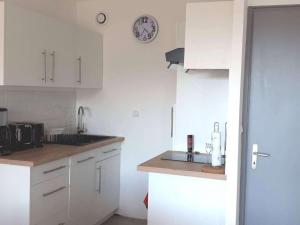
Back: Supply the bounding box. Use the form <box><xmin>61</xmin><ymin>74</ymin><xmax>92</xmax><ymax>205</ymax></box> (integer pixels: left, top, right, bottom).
<box><xmin>143</xmin><ymin>27</ymin><xmax>151</xmax><ymax>34</ymax></box>
<box><xmin>143</xmin><ymin>28</ymin><xmax>149</xmax><ymax>35</ymax></box>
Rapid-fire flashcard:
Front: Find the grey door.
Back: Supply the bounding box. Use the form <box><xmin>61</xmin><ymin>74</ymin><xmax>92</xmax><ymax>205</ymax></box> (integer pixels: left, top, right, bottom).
<box><xmin>243</xmin><ymin>6</ymin><xmax>300</xmax><ymax>225</ymax></box>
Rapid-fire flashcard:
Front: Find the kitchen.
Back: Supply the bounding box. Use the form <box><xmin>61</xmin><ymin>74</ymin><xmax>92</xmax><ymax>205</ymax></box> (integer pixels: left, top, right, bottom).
<box><xmin>1</xmin><ymin>0</ymin><xmax>300</xmax><ymax>225</ymax></box>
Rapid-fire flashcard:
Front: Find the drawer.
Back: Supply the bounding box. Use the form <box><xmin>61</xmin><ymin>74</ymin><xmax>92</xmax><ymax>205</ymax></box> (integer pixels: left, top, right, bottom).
<box><xmin>96</xmin><ymin>143</ymin><xmax>121</xmax><ymax>162</ymax></box>
<box><xmin>70</xmin><ymin>150</ymin><xmax>96</xmax><ymax>167</ymax></box>
<box><xmin>32</xmin><ymin>210</ymin><xmax>68</xmax><ymax>225</ymax></box>
<box><xmin>31</xmin><ymin>158</ymin><xmax>69</xmax><ymax>186</ymax></box>
<box><xmin>31</xmin><ymin>175</ymin><xmax>69</xmax><ymax>224</ymax></box>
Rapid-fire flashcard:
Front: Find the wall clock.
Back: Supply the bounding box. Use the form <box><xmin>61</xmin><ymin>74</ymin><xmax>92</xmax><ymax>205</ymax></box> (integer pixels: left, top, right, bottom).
<box><xmin>133</xmin><ymin>15</ymin><xmax>159</xmax><ymax>43</ymax></box>
<box><xmin>96</xmin><ymin>12</ymin><xmax>107</xmax><ymax>24</ymax></box>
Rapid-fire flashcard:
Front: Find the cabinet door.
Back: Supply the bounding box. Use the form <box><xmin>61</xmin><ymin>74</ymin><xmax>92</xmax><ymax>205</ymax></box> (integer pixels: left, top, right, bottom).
<box><xmin>44</xmin><ymin>16</ymin><xmax>75</xmax><ymax>87</ymax></box>
<box><xmin>69</xmin><ymin>152</ymin><xmax>96</xmax><ymax>225</ymax></box>
<box><xmin>31</xmin><ymin>175</ymin><xmax>69</xmax><ymax>225</ymax></box>
<box><xmin>74</xmin><ymin>27</ymin><xmax>103</xmax><ymax>89</ymax></box>
<box><xmin>184</xmin><ymin>1</ymin><xmax>233</xmax><ymax>69</ymax></box>
<box><xmin>4</xmin><ymin>2</ymin><xmax>49</xmax><ymax>86</ymax></box>
<box><xmin>95</xmin><ymin>154</ymin><xmax>121</xmax><ymax>223</ymax></box>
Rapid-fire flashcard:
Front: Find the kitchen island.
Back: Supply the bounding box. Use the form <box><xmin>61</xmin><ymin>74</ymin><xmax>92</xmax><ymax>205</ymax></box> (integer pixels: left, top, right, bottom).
<box><xmin>138</xmin><ymin>151</ymin><xmax>226</xmax><ymax>225</ymax></box>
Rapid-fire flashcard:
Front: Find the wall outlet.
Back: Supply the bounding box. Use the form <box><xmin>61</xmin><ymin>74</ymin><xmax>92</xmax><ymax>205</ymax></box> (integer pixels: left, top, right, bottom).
<box><xmin>132</xmin><ymin>110</ymin><xmax>140</xmax><ymax>118</ymax></box>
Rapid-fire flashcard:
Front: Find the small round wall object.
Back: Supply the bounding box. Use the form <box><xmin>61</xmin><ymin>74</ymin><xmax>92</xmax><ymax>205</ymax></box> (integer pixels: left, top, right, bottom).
<box><xmin>133</xmin><ymin>15</ymin><xmax>159</xmax><ymax>43</ymax></box>
<box><xmin>96</xmin><ymin>12</ymin><xmax>107</xmax><ymax>24</ymax></box>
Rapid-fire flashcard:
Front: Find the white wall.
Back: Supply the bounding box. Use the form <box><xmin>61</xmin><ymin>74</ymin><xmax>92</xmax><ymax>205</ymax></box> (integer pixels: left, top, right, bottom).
<box><xmin>174</xmin><ymin>68</ymin><xmax>229</xmax><ymax>153</ymax></box>
<box><xmin>0</xmin><ymin>87</ymin><xmax>76</xmax><ymax>130</ymax></box>
<box><xmin>9</xmin><ymin>0</ymin><xmax>77</xmax><ymax>23</ymax></box>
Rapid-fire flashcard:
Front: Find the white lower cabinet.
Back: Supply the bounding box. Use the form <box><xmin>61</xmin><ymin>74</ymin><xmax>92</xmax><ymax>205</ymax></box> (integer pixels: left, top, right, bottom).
<box><xmin>95</xmin><ymin>154</ymin><xmax>121</xmax><ymax>222</ymax></box>
<box><xmin>69</xmin><ymin>151</ymin><xmax>97</xmax><ymax>225</ymax></box>
<box><xmin>31</xmin><ymin>175</ymin><xmax>69</xmax><ymax>225</ymax></box>
<box><xmin>0</xmin><ymin>143</ymin><xmax>122</xmax><ymax>225</ymax></box>
<box><xmin>69</xmin><ymin>144</ymin><xmax>122</xmax><ymax>225</ymax></box>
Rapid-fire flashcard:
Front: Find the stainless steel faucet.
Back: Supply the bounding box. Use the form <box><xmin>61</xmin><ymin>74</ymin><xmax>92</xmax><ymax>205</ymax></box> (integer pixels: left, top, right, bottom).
<box><xmin>77</xmin><ymin>106</ymin><xmax>86</xmax><ymax>134</ymax></box>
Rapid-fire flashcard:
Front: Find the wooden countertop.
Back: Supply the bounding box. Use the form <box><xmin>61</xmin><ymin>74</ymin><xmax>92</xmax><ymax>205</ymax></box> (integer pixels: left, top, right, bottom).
<box><xmin>0</xmin><ymin>137</ymin><xmax>125</xmax><ymax>167</ymax></box>
<box><xmin>138</xmin><ymin>151</ymin><xmax>226</xmax><ymax>180</ymax></box>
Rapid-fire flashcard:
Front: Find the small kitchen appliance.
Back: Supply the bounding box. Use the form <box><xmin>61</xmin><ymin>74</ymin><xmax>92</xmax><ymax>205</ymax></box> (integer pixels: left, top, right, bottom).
<box><xmin>30</xmin><ymin>123</ymin><xmax>44</xmax><ymax>148</ymax></box>
<box><xmin>0</xmin><ymin>108</ymin><xmax>11</xmax><ymax>155</ymax></box>
<box><xmin>9</xmin><ymin>122</ymin><xmax>44</xmax><ymax>151</ymax></box>
<box><xmin>0</xmin><ymin>108</ymin><xmax>8</xmax><ymax>126</ymax></box>
<box><xmin>0</xmin><ymin>125</ymin><xmax>11</xmax><ymax>155</ymax></box>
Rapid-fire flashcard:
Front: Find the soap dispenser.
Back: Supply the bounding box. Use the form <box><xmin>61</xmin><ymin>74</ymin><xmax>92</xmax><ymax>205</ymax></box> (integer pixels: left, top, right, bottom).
<box><xmin>211</xmin><ymin>122</ymin><xmax>222</xmax><ymax>167</ymax></box>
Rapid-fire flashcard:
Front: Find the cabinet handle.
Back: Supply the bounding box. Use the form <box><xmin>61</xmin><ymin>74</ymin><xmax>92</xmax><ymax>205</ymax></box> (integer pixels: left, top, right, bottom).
<box><xmin>171</xmin><ymin>107</ymin><xmax>174</xmax><ymax>138</ymax></box>
<box><xmin>50</xmin><ymin>51</ymin><xmax>56</xmax><ymax>81</ymax></box>
<box><xmin>43</xmin><ymin>165</ymin><xmax>66</xmax><ymax>175</ymax></box>
<box><xmin>58</xmin><ymin>223</ymin><xmax>65</xmax><ymax>225</ymax></box>
<box><xmin>96</xmin><ymin>166</ymin><xmax>102</xmax><ymax>194</ymax></box>
<box><xmin>77</xmin><ymin>156</ymin><xmax>94</xmax><ymax>164</ymax></box>
<box><xmin>42</xmin><ymin>50</ymin><xmax>47</xmax><ymax>82</ymax></box>
<box><xmin>77</xmin><ymin>56</ymin><xmax>82</xmax><ymax>84</ymax></box>
<box><xmin>103</xmin><ymin>149</ymin><xmax>119</xmax><ymax>154</ymax></box>
<box><xmin>43</xmin><ymin>186</ymin><xmax>66</xmax><ymax>197</ymax></box>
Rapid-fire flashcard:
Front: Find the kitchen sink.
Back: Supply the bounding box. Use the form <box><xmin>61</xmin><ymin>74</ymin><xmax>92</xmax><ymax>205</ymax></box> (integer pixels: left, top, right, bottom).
<box><xmin>46</xmin><ymin>134</ymin><xmax>115</xmax><ymax>146</ymax></box>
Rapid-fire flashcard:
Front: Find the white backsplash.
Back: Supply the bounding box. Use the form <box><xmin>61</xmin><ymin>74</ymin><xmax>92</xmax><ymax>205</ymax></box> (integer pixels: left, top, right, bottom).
<box><xmin>0</xmin><ymin>87</ymin><xmax>76</xmax><ymax>131</ymax></box>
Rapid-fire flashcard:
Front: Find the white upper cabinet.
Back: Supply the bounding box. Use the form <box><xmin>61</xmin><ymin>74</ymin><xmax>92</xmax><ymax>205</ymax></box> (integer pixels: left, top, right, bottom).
<box><xmin>4</xmin><ymin>2</ymin><xmax>49</xmax><ymax>86</ymax></box>
<box><xmin>43</xmin><ymin>16</ymin><xmax>75</xmax><ymax>87</ymax></box>
<box><xmin>0</xmin><ymin>1</ymin><xmax>103</xmax><ymax>88</ymax></box>
<box><xmin>74</xmin><ymin>27</ymin><xmax>103</xmax><ymax>89</ymax></box>
<box><xmin>184</xmin><ymin>1</ymin><xmax>233</xmax><ymax>70</ymax></box>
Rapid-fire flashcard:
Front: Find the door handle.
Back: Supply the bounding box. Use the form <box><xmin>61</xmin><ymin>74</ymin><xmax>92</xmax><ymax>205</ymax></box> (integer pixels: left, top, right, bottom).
<box><xmin>252</xmin><ymin>144</ymin><xmax>271</xmax><ymax>170</ymax></box>
<box><xmin>253</xmin><ymin>152</ymin><xmax>271</xmax><ymax>158</ymax></box>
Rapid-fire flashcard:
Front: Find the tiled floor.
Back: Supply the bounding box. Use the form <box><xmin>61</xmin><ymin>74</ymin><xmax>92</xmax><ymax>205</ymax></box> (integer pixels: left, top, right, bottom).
<box><xmin>102</xmin><ymin>215</ymin><xmax>147</xmax><ymax>225</ymax></box>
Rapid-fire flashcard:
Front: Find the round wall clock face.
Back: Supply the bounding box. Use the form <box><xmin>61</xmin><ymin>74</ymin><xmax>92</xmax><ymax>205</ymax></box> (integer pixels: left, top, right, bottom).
<box><xmin>96</xmin><ymin>12</ymin><xmax>107</xmax><ymax>24</ymax></box>
<box><xmin>133</xmin><ymin>15</ymin><xmax>159</xmax><ymax>43</ymax></box>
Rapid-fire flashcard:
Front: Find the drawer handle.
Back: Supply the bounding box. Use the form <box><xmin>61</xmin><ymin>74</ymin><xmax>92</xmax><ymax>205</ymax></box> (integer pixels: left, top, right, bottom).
<box><xmin>103</xmin><ymin>149</ymin><xmax>119</xmax><ymax>154</ymax></box>
<box><xmin>77</xmin><ymin>156</ymin><xmax>94</xmax><ymax>164</ymax></box>
<box><xmin>43</xmin><ymin>165</ymin><xmax>67</xmax><ymax>175</ymax></box>
<box><xmin>58</xmin><ymin>223</ymin><xmax>65</xmax><ymax>225</ymax></box>
<box><xmin>43</xmin><ymin>186</ymin><xmax>66</xmax><ymax>198</ymax></box>
<box><xmin>96</xmin><ymin>166</ymin><xmax>102</xmax><ymax>194</ymax></box>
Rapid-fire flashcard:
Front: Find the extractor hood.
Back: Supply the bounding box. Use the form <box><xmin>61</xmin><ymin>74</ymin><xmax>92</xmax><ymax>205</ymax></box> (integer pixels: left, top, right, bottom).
<box><xmin>165</xmin><ymin>48</ymin><xmax>184</xmax><ymax>69</ymax></box>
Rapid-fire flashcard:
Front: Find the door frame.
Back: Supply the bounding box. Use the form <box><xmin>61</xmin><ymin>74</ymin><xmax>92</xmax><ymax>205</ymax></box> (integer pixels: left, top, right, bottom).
<box><xmin>226</xmin><ymin>1</ymin><xmax>300</xmax><ymax>225</ymax></box>
<box><xmin>239</xmin><ymin>4</ymin><xmax>300</xmax><ymax>225</ymax></box>
<box><xmin>239</xmin><ymin>6</ymin><xmax>254</xmax><ymax>225</ymax></box>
